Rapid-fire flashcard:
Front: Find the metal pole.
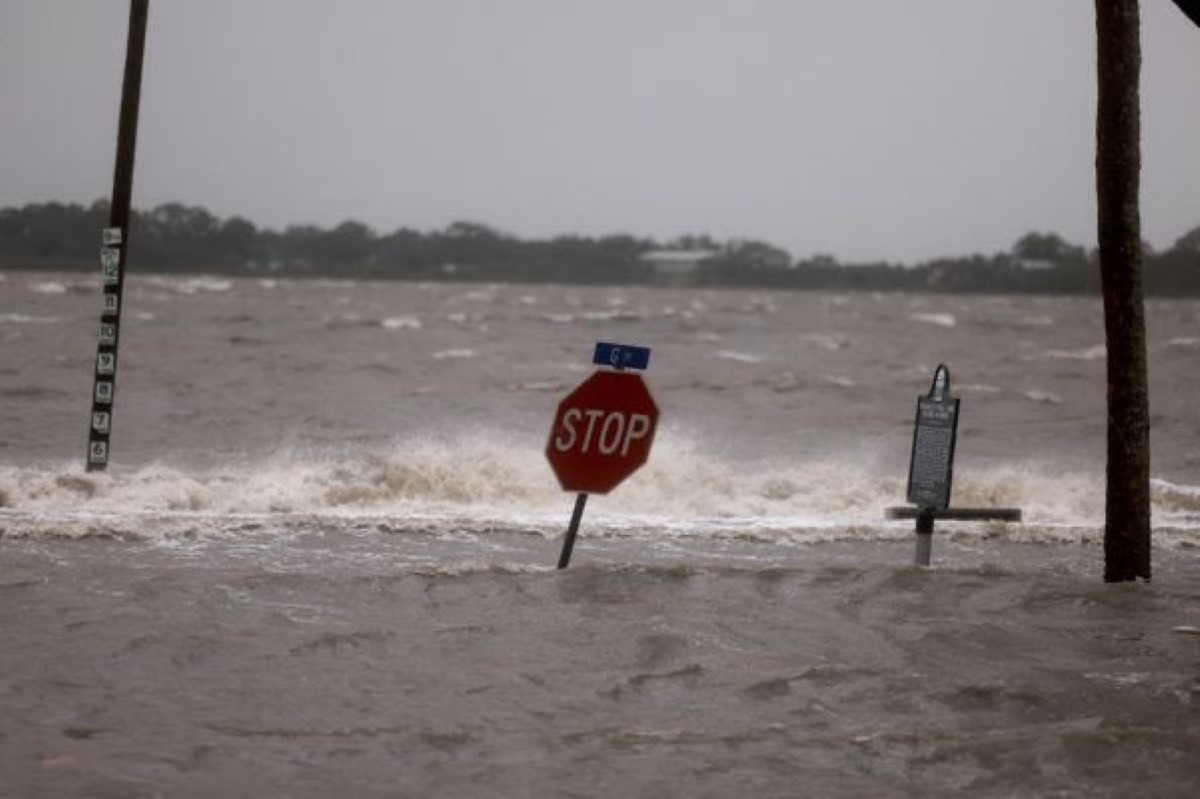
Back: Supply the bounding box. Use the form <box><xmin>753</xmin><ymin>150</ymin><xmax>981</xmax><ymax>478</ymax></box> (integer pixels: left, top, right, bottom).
<box><xmin>87</xmin><ymin>0</ymin><xmax>149</xmax><ymax>472</ymax></box>
<box><xmin>557</xmin><ymin>493</ymin><xmax>589</xmax><ymax>569</ymax></box>
<box><xmin>914</xmin><ymin>508</ymin><xmax>934</xmax><ymax>566</ymax></box>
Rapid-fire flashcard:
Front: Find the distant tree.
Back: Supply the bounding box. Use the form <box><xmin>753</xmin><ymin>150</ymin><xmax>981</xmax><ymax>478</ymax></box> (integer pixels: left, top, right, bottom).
<box><xmin>376</xmin><ymin>227</ymin><xmax>436</xmax><ymax>275</ymax></box>
<box><xmin>439</xmin><ymin>221</ymin><xmax>514</xmax><ymax>271</ymax></box>
<box><xmin>1172</xmin><ymin>224</ymin><xmax>1200</xmax><ymax>253</ymax></box>
<box><xmin>444</xmin><ymin>221</ymin><xmax>503</xmax><ymax>241</ymax></box>
<box><xmin>713</xmin><ymin>239</ymin><xmax>791</xmax><ymax>271</ymax></box>
<box><xmin>595</xmin><ymin>234</ymin><xmax>651</xmax><ymax>259</ymax></box>
<box><xmin>135</xmin><ymin>202</ymin><xmax>221</xmax><ymax>267</ymax></box>
<box><xmin>6</xmin><ymin>197</ymin><xmax>1200</xmax><ymax>296</ymax></box>
<box><xmin>1013</xmin><ymin>231</ymin><xmax>1088</xmax><ymax>265</ymax></box>
<box><xmin>215</xmin><ymin>216</ymin><xmax>258</xmax><ymax>264</ymax></box>
<box><xmin>277</xmin><ymin>225</ymin><xmax>324</xmax><ymax>272</ymax></box>
<box><xmin>145</xmin><ymin>203</ymin><xmax>219</xmax><ymax>239</ymax></box>
<box><xmin>320</xmin><ymin>220</ymin><xmax>375</xmax><ymax>265</ymax></box>
<box><xmin>670</xmin><ymin>234</ymin><xmax>719</xmax><ymax>251</ymax></box>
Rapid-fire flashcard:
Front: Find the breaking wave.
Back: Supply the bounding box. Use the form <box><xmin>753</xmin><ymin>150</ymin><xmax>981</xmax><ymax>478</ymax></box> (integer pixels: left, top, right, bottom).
<box><xmin>2</xmin><ymin>430</ymin><xmax>1197</xmax><ymax>545</ymax></box>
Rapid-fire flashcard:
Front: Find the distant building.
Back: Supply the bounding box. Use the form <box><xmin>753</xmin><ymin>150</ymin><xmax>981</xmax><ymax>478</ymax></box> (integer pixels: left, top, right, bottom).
<box><xmin>1015</xmin><ymin>257</ymin><xmax>1060</xmax><ymax>271</ymax></box>
<box><xmin>637</xmin><ymin>249</ymin><xmax>720</xmax><ymax>276</ymax></box>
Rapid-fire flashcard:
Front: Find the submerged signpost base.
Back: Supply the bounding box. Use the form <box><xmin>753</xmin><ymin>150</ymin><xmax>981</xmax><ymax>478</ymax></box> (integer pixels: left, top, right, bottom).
<box><xmin>557</xmin><ymin>493</ymin><xmax>588</xmax><ymax>570</ymax></box>
<box><xmin>915</xmin><ymin>509</ymin><xmax>934</xmax><ymax>567</ymax></box>
<box><xmin>885</xmin><ymin>507</ymin><xmax>1025</xmax><ymax>567</ymax></box>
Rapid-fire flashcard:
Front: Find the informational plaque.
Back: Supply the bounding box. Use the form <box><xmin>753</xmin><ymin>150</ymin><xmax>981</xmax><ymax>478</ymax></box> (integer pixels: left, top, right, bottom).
<box><xmin>906</xmin><ymin>365</ymin><xmax>960</xmax><ymax>511</ymax></box>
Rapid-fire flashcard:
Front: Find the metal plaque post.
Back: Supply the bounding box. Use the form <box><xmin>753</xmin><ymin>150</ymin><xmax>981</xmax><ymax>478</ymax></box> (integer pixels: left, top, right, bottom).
<box><xmin>905</xmin><ymin>365</ymin><xmax>960</xmax><ymax>565</ymax></box>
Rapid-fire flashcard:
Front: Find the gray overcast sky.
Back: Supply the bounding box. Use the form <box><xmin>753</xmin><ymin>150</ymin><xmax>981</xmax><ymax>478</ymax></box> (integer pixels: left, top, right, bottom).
<box><xmin>2</xmin><ymin>1</ymin><xmax>1198</xmax><ymax>263</ymax></box>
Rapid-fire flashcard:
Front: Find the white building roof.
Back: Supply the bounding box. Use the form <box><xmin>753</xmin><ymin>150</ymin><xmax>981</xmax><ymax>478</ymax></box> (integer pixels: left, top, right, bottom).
<box><xmin>639</xmin><ymin>249</ymin><xmax>720</xmax><ymax>263</ymax></box>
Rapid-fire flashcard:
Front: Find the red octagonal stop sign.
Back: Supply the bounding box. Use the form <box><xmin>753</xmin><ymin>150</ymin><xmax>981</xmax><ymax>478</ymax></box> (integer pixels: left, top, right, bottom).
<box><xmin>545</xmin><ymin>370</ymin><xmax>659</xmax><ymax>494</ymax></box>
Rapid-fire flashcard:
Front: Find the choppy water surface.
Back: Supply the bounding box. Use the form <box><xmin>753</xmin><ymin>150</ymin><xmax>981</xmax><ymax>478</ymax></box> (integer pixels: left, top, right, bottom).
<box><xmin>2</xmin><ymin>272</ymin><xmax>1199</xmax><ymax>796</ymax></box>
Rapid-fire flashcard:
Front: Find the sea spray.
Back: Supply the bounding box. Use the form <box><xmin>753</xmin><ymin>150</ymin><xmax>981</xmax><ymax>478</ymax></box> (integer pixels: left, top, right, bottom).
<box><xmin>0</xmin><ymin>428</ymin><xmax>1190</xmax><ymax>544</ymax></box>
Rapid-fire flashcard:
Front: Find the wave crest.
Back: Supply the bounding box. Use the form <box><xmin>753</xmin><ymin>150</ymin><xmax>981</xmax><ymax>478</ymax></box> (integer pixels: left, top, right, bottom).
<box><xmin>0</xmin><ymin>432</ymin><xmax>1192</xmax><ymax>540</ymax></box>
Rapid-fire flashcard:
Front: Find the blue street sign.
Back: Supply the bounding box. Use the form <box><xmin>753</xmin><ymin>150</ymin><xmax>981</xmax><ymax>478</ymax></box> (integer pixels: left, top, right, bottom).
<box><xmin>593</xmin><ymin>341</ymin><xmax>651</xmax><ymax>371</ymax></box>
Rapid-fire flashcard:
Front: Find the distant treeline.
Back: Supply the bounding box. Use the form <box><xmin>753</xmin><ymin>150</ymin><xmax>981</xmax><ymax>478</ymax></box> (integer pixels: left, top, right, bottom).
<box><xmin>4</xmin><ymin>200</ymin><xmax>1200</xmax><ymax>295</ymax></box>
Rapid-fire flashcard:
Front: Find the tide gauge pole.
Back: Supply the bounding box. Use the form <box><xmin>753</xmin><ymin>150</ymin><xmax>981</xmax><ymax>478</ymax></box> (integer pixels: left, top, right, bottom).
<box><xmin>86</xmin><ymin>0</ymin><xmax>149</xmax><ymax>472</ymax></box>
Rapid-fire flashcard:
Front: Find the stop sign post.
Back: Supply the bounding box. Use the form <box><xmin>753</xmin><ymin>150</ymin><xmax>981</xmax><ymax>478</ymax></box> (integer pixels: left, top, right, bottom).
<box><xmin>546</xmin><ymin>343</ymin><xmax>659</xmax><ymax>568</ymax></box>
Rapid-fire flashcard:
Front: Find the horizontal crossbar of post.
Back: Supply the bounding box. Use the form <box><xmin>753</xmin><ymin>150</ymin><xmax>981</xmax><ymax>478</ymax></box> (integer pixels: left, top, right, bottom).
<box><xmin>884</xmin><ymin>506</ymin><xmax>1022</xmax><ymax>522</ymax></box>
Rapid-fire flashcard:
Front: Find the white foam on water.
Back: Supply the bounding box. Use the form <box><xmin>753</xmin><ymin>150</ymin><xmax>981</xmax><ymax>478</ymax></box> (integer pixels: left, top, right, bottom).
<box><xmin>142</xmin><ymin>275</ymin><xmax>234</xmax><ymax>294</ymax></box>
<box><xmin>27</xmin><ymin>281</ymin><xmax>67</xmax><ymax>294</ymax></box>
<box><xmin>1149</xmin><ymin>478</ymin><xmax>1200</xmax><ymax>529</ymax></box>
<box><xmin>2</xmin><ymin>429</ymin><xmax>1195</xmax><ymax>545</ymax></box>
<box><xmin>456</xmin><ymin>289</ymin><xmax>498</xmax><ymax>303</ymax></box>
<box><xmin>910</xmin><ymin>313</ymin><xmax>956</xmax><ymax>328</ymax></box>
<box><xmin>576</xmin><ymin>309</ymin><xmax>645</xmax><ymax>322</ymax></box>
<box><xmin>714</xmin><ymin>351</ymin><xmax>764</xmax><ymax>364</ymax></box>
<box><xmin>797</xmin><ymin>333</ymin><xmax>850</xmax><ymax>351</ymax></box>
<box><xmin>381</xmin><ymin>315</ymin><xmax>423</xmax><ymax>331</ymax></box>
<box><xmin>1041</xmin><ymin>345</ymin><xmax>1106</xmax><ymax>361</ymax></box>
<box><xmin>958</xmin><ymin>383</ymin><xmax>1002</xmax><ymax>394</ymax></box>
<box><xmin>431</xmin><ymin>349</ymin><xmax>476</xmax><ymax>360</ymax></box>
<box><xmin>1022</xmin><ymin>390</ymin><xmax>1062</xmax><ymax>405</ymax></box>
<box><xmin>738</xmin><ymin>296</ymin><xmax>779</xmax><ymax>314</ymax></box>
<box><xmin>766</xmin><ymin>371</ymin><xmax>803</xmax><ymax>392</ymax></box>
<box><xmin>0</xmin><ymin>313</ymin><xmax>59</xmax><ymax>324</ymax></box>
<box><xmin>507</xmin><ymin>381</ymin><xmax>564</xmax><ymax>393</ymax></box>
